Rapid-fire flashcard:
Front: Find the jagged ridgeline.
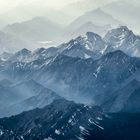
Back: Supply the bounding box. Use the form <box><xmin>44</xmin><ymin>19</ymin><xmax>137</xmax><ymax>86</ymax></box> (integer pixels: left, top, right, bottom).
<box><xmin>0</xmin><ymin>26</ymin><xmax>140</xmax><ymax>140</ymax></box>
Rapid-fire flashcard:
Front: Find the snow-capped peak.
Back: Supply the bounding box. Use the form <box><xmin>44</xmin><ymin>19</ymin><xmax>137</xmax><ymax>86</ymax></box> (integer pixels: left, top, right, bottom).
<box><xmin>59</xmin><ymin>32</ymin><xmax>107</xmax><ymax>59</ymax></box>
<box><xmin>104</xmin><ymin>26</ymin><xmax>140</xmax><ymax>57</ymax></box>
<box><xmin>84</xmin><ymin>32</ymin><xmax>107</xmax><ymax>53</ymax></box>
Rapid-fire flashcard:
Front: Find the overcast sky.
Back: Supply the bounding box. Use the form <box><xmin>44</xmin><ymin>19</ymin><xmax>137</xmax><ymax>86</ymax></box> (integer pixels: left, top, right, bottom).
<box><xmin>0</xmin><ymin>0</ymin><xmax>119</xmax><ymax>26</ymax></box>
<box><xmin>0</xmin><ymin>0</ymin><xmax>121</xmax><ymax>14</ymax></box>
<box><xmin>0</xmin><ymin>0</ymin><xmax>139</xmax><ymax>29</ymax></box>
<box><xmin>0</xmin><ymin>0</ymin><xmax>82</xmax><ymax>14</ymax></box>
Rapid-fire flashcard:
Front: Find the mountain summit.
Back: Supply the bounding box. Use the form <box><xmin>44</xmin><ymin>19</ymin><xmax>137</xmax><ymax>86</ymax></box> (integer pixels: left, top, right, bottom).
<box><xmin>104</xmin><ymin>26</ymin><xmax>140</xmax><ymax>57</ymax></box>
<box><xmin>59</xmin><ymin>32</ymin><xmax>107</xmax><ymax>59</ymax></box>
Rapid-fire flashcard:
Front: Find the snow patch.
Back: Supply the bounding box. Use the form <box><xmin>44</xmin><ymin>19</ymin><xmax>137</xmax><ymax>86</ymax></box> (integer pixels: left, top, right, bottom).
<box><xmin>20</xmin><ymin>136</ymin><xmax>24</xmax><ymax>140</ymax></box>
<box><xmin>68</xmin><ymin>118</ymin><xmax>72</xmax><ymax>123</ymax></box>
<box><xmin>0</xmin><ymin>129</ymin><xmax>3</xmax><ymax>136</ymax></box>
<box><xmin>93</xmin><ymin>73</ymin><xmax>97</xmax><ymax>78</ymax></box>
<box><xmin>84</xmin><ymin>53</ymin><xmax>90</xmax><ymax>59</ymax></box>
<box><xmin>96</xmin><ymin>117</ymin><xmax>103</xmax><ymax>121</ymax></box>
<box><xmin>79</xmin><ymin>126</ymin><xmax>85</xmax><ymax>132</ymax></box>
<box><xmin>88</xmin><ymin>118</ymin><xmax>104</xmax><ymax>130</ymax></box>
<box><xmin>55</xmin><ymin>129</ymin><xmax>61</xmax><ymax>135</ymax></box>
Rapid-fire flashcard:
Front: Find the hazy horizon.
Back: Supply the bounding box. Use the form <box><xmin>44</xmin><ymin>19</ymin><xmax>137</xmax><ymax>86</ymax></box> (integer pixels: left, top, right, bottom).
<box><xmin>0</xmin><ymin>0</ymin><xmax>139</xmax><ymax>31</ymax></box>
<box><xmin>0</xmin><ymin>0</ymin><xmax>140</xmax><ymax>52</ymax></box>
<box><xmin>0</xmin><ymin>0</ymin><xmax>119</xmax><ymax>26</ymax></box>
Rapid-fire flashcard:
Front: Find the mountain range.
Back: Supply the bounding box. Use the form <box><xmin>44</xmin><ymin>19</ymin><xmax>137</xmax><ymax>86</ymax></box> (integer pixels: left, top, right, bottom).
<box><xmin>104</xmin><ymin>26</ymin><xmax>140</xmax><ymax>57</ymax></box>
<box><xmin>0</xmin><ymin>26</ymin><xmax>140</xmax><ymax>114</ymax></box>
<box><xmin>1</xmin><ymin>1</ymin><xmax>139</xmax><ymax>53</ymax></box>
<box><xmin>0</xmin><ymin>24</ymin><xmax>140</xmax><ymax>139</ymax></box>
<box><xmin>0</xmin><ymin>6</ymin><xmax>122</xmax><ymax>52</ymax></box>
<box><xmin>0</xmin><ymin>0</ymin><xmax>140</xmax><ymax>139</ymax></box>
<box><xmin>0</xmin><ymin>99</ymin><xmax>140</xmax><ymax>140</ymax></box>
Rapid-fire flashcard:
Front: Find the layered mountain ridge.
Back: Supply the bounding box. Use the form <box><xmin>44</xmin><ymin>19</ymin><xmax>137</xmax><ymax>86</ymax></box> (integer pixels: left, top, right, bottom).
<box><xmin>0</xmin><ymin>99</ymin><xmax>140</xmax><ymax>140</ymax></box>
<box><xmin>0</xmin><ymin>26</ymin><xmax>140</xmax><ymax>139</ymax></box>
<box><xmin>0</xmin><ymin>27</ymin><xmax>140</xmax><ymax>114</ymax></box>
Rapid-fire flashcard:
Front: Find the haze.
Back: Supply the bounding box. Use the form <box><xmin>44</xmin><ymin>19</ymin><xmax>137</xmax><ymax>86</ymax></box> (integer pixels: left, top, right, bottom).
<box><xmin>0</xmin><ymin>0</ymin><xmax>119</xmax><ymax>25</ymax></box>
<box><xmin>0</xmin><ymin>0</ymin><xmax>140</xmax><ymax>52</ymax></box>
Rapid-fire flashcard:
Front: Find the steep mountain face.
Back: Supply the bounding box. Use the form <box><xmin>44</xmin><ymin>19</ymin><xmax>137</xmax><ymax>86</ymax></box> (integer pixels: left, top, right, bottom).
<box><xmin>0</xmin><ymin>99</ymin><xmax>103</xmax><ymax>140</ymax></box>
<box><xmin>104</xmin><ymin>26</ymin><xmax>140</xmax><ymax>57</ymax></box>
<box><xmin>69</xmin><ymin>8</ymin><xmax>120</xmax><ymax>30</ymax></box>
<box><xmin>34</xmin><ymin>51</ymin><xmax>140</xmax><ymax>104</ymax></box>
<box><xmin>0</xmin><ymin>99</ymin><xmax>140</xmax><ymax>140</ymax></box>
<box><xmin>0</xmin><ymin>49</ymin><xmax>140</xmax><ymax>107</ymax></box>
<box><xmin>3</xmin><ymin>50</ymin><xmax>138</xmax><ymax>105</ymax></box>
<box><xmin>59</xmin><ymin>32</ymin><xmax>107</xmax><ymax>59</ymax></box>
